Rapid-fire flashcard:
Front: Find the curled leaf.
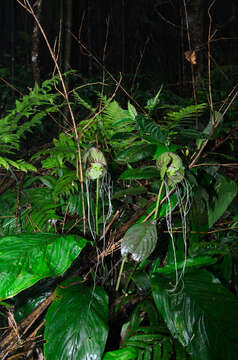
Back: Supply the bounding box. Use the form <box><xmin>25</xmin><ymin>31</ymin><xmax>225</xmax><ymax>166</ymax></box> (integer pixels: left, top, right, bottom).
<box><xmin>184</xmin><ymin>50</ymin><xmax>197</xmax><ymax>65</ymax></box>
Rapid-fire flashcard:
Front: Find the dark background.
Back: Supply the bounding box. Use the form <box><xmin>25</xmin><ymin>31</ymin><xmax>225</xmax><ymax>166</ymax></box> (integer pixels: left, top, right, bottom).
<box><xmin>1</xmin><ymin>0</ymin><xmax>238</xmax><ymax>99</ymax></box>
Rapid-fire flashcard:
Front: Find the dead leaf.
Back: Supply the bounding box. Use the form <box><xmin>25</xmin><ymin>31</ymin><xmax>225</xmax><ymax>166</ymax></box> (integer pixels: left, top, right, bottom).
<box><xmin>185</xmin><ymin>50</ymin><xmax>197</xmax><ymax>64</ymax></box>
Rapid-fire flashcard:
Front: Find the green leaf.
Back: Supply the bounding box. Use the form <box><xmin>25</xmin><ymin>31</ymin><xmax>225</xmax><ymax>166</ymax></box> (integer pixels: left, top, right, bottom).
<box><xmin>116</xmin><ymin>144</ymin><xmax>156</xmax><ymax>163</ymax></box>
<box><xmin>119</xmin><ymin>167</ymin><xmax>159</xmax><ymax>180</ymax></box>
<box><xmin>44</xmin><ymin>279</ymin><xmax>108</xmax><ymax>360</ymax></box>
<box><xmin>207</xmin><ymin>174</ymin><xmax>237</xmax><ymax>228</ymax></box>
<box><xmin>0</xmin><ymin>233</ymin><xmax>87</xmax><ymax>300</ymax></box>
<box><xmin>136</xmin><ymin>116</ymin><xmax>168</xmax><ymax>144</ymax></box>
<box><xmin>121</xmin><ymin>222</ymin><xmax>157</xmax><ymax>262</ymax></box>
<box><xmin>103</xmin><ymin>347</ymin><xmax>138</xmax><ymax>360</ymax></box>
<box><xmin>152</xmin><ymin>256</ymin><xmax>217</xmax><ymax>275</ymax></box>
<box><xmin>153</xmin><ymin>343</ymin><xmax>162</xmax><ymax>360</ymax></box>
<box><xmin>151</xmin><ymin>269</ymin><xmax>238</xmax><ymax>360</ymax></box>
<box><xmin>128</xmin><ymin>102</ymin><xmax>138</xmax><ymax>119</ymax></box>
<box><xmin>161</xmin><ymin>338</ymin><xmax>173</xmax><ymax>360</ymax></box>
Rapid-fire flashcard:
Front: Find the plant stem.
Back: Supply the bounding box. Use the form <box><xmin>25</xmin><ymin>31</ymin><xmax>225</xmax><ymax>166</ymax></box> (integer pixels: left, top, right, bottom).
<box><xmin>153</xmin><ymin>179</ymin><xmax>164</xmax><ymax>221</ymax></box>
<box><xmin>95</xmin><ymin>177</ymin><xmax>99</xmax><ymax>236</ymax></box>
<box><xmin>116</xmin><ymin>256</ymin><xmax>127</xmax><ymax>291</ymax></box>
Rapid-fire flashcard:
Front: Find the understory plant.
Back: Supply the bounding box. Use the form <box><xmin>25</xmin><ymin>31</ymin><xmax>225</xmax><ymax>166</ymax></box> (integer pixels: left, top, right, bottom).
<box><xmin>0</xmin><ymin>77</ymin><xmax>238</xmax><ymax>360</ymax></box>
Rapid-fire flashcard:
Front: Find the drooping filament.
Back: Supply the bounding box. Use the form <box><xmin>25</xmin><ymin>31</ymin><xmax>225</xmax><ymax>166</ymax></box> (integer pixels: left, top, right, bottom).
<box><xmin>86</xmin><ymin>173</ymin><xmax>112</xmax><ymax>241</ymax></box>
<box><xmin>164</xmin><ymin>178</ymin><xmax>192</xmax><ymax>292</ymax></box>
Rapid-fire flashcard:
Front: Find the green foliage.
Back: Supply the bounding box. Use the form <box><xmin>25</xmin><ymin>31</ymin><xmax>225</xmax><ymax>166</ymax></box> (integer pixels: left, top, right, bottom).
<box><xmin>0</xmin><ymin>76</ymin><xmax>64</xmax><ymax>172</ymax></box>
<box><xmin>151</xmin><ymin>269</ymin><xmax>238</xmax><ymax>360</ymax></box>
<box><xmin>33</xmin><ymin>132</ymin><xmax>78</xmax><ymax>170</ymax></box>
<box><xmin>116</xmin><ymin>144</ymin><xmax>157</xmax><ymax>163</ymax></box>
<box><xmin>165</xmin><ymin>103</ymin><xmax>207</xmax><ymax>128</ymax></box>
<box><xmin>207</xmin><ymin>174</ymin><xmax>237</xmax><ymax>228</ymax></box>
<box><xmin>119</xmin><ymin>167</ymin><xmax>159</xmax><ymax>180</ymax></box>
<box><xmin>0</xmin><ymin>77</ymin><xmax>237</xmax><ymax>360</ymax></box>
<box><xmin>103</xmin><ymin>347</ymin><xmax>138</xmax><ymax>360</ymax></box>
<box><xmin>44</xmin><ymin>278</ymin><xmax>108</xmax><ymax>360</ymax></box>
<box><xmin>0</xmin><ymin>233</ymin><xmax>87</xmax><ymax>300</ymax></box>
<box><xmin>121</xmin><ymin>222</ymin><xmax>157</xmax><ymax>262</ymax></box>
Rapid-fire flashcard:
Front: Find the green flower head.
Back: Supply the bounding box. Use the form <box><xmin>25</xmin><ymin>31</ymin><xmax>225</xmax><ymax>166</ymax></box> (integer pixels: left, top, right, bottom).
<box><xmin>156</xmin><ymin>152</ymin><xmax>184</xmax><ymax>186</ymax></box>
<box><xmin>84</xmin><ymin>147</ymin><xmax>107</xmax><ymax>180</ymax></box>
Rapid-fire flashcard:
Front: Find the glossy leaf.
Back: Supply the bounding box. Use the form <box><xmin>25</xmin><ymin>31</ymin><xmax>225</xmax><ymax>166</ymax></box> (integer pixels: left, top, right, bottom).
<box><xmin>0</xmin><ymin>233</ymin><xmax>87</xmax><ymax>300</ymax></box>
<box><xmin>152</xmin><ymin>255</ymin><xmax>217</xmax><ymax>274</ymax></box>
<box><xmin>151</xmin><ymin>269</ymin><xmax>238</xmax><ymax>360</ymax></box>
<box><xmin>103</xmin><ymin>347</ymin><xmax>138</xmax><ymax>360</ymax></box>
<box><xmin>116</xmin><ymin>144</ymin><xmax>156</xmax><ymax>163</ymax></box>
<box><xmin>44</xmin><ymin>278</ymin><xmax>108</xmax><ymax>360</ymax></box>
<box><xmin>119</xmin><ymin>167</ymin><xmax>159</xmax><ymax>180</ymax></box>
<box><xmin>121</xmin><ymin>222</ymin><xmax>157</xmax><ymax>262</ymax></box>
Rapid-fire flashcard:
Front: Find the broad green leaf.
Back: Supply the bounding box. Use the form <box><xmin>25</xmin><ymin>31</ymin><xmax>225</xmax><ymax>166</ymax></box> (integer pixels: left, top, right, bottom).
<box><xmin>103</xmin><ymin>346</ymin><xmax>138</xmax><ymax>360</ymax></box>
<box><xmin>152</xmin><ymin>256</ymin><xmax>217</xmax><ymax>274</ymax></box>
<box><xmin>44</xmin><ymin>279</ymin><xmax>108</xmax><ymax>360</ymax></box>
<box><xmin>119</xmin><ymin>167</ymin><xmax>159</xmax><ymax>180</ymax></box>
<box><xmin>207</xmin><ymin>174</ymin><xmax>237</xmax><ymax>228</ymax></box>
<box><xmin>151</xmin><ymin>269</ymin><xmax>238</xmax><ymax>360</ymax></box>
<box><xmin>0</xmin><ymin>233</ymin><xmax>87</xmax><ymax>300</ymax></box>
<box><xmin>14</xmin><ymin>277</ymin><xmax>57</xmax><ymax>322</ymax></box>
<box><xmin>116</xmin><ymin>144</ymin><xmax>156</xmax><ymax>163</ymax></box>
<box><xmin>121</xmin><ymin>222</ymin><xmax>157</xmax><ymax>262</ymax></box>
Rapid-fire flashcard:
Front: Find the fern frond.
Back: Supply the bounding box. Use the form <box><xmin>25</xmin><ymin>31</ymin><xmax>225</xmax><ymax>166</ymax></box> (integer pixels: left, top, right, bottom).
<box><xmin>166</xmin><ymin>103</ymin><xmax>207</xmax><ymax>128</ymax></box>
<box><xmin>136</xmin><ymin>116</ymin><xmax>168</xmax><ymax>144</ymax></box>
<box><xmin>103</xmin><ymin>100</ymin><xmax>132</xmax><ymax>129</ymax></box>
<box><xmin>34</xmin><ymin>133</ymin><xmax>77</xmax><ymax>170</ymax></box>
<box><xmin>53</xmin><ymin>172</ymin><xmax>78</xmax><ymax>200</ymax></box>
<box><xmin>22</xmin><ymin>187</ymin><xmax>62</xmax><ymax>232</ymax></box>
<box><xmin>73</xmin><ymin>90</ymin><xmax>96</xmax><ymax>113</ymax></box>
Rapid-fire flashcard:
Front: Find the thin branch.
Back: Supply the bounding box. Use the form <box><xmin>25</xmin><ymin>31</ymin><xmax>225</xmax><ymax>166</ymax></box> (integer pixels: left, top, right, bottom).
<box><xmin>16</xmin><ymin>0</ymin><xmax>86</xmax><ymax>234</ymax></box>
<box><xmin>71</xmin><ymin>32</ymin><xmax>146</xmax><ymax>115</ymax></box>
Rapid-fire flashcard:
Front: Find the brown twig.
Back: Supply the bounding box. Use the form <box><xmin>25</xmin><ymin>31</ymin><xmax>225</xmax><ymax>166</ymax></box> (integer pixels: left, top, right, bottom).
<box><xmin>131</xmin><ymin>37</ymin><xmax>150</xmax><ymax>94</ymax></box>
<box><xmin>71</xmin><ymin>32</ymin><xmax>146</xmax><ymax>115</ymax></box>
<box><xmin>0</xmin><ymin>293</ymin><xmax>54</xmax><ymax>358</ymax></box>
<box><xmin>99</xmin><ymin>210</ymin><xmax>120</xmax><ymax>241</ymax></box>
<box><xmin>189</xmin><ymin>88</ymin><xmax>238</xmax><ymax>168</ymax></box>
<box><xmin>207</xmin><ymin>0</ymin><xmax>217</xmax><ymax>122</ymax></box>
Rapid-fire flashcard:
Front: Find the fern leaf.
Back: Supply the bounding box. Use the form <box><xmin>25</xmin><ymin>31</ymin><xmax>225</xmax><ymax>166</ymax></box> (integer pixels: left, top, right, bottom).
<box><xmin>166</xmin><ymin>103</ymin><xmax>207</xmax><ymax>128</ymax></box>
<box><xmin>73</xmin><ymin>90</ymin><xmax>96</xmax><ymax>113</ymax></box>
